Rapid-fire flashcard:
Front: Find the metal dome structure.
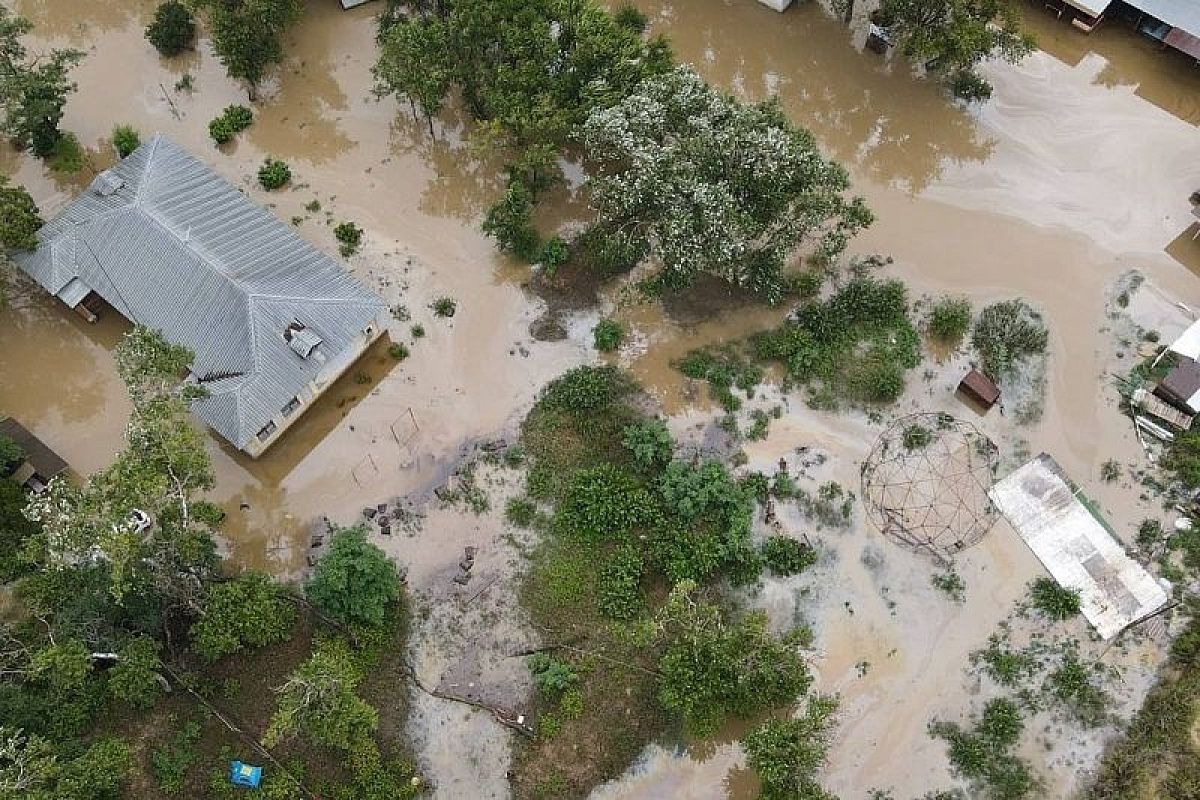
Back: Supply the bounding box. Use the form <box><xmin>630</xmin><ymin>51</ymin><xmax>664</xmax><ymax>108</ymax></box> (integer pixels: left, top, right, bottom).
<box><xmin>860</xmin><ymin>412</ymin><xmax>1000</xmax><ymax>561</ymax></box>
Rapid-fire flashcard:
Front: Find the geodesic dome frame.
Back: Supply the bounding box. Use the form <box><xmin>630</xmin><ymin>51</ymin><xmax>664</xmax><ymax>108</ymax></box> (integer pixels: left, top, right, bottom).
<box><xmin>860</xmin><ymin>412</ymin><xmax>1000</xmax><ymax>561</ymax></box>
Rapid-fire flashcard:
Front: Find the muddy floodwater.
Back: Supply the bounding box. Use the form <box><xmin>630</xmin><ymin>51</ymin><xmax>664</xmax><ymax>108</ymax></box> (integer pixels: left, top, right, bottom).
<box><xmin>2</xmin><ymin>0</ymin><xmax>1200</xmax><ymax>797</ymax></box>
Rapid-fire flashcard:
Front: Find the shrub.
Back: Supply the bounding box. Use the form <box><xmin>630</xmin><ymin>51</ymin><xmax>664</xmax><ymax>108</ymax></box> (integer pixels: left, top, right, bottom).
<box><xmin>335</xmin><ymin>221</ymin><xmax>363</xmax><ymax>256</ymax></box>
<box><xmin>1046</xmin><ymin>652</ymin><xmax>1110</xmax><ymax>727</ymax></box>
<box><xmin>1161</xmin><ymin>428</ymin><xmax>1200</xmax><ymax>490</ymax></box>
<box><xmin>902</xmin><ymin>424</ymin><xmax>932</xmax><ymax>450</ymax></box>
<box><xmin>1028</xmin><ymin>576</ymin><xmax>1081</xmax><ymax>621</ymax></box>
<box><xmin>432</xmin><ymin>297</ymin><xmax>457</xmax><ymax>318</ymax></box>
<box><xmin>554</xmin><ymin>465</ymin><xmax>656</xmax><ymax>542</ymax></box>
<box><xmin>971</xmin><ymin>300</ymin><xmax>1048</xmax><ymax>379</ymax></box>
<box><xmin>622</xmin><ymin>419</ymin><xmax>673</xmax><ymax>472</ymax></box>
<box><xmin>930</xmin><ymin>698</ymin><xmax>1038</xmax><ymax>799</ymax></box>
<box><xmin>208</xmin><ymin>105</ymin><xmax>253</xmax><ymax>145</ymax></box>
<box><xmin>482</xmin><ymin>180</ymin><xmax>540</xmax><ymax>261</ymax></box>
<box><xmin>410</xmin><ymin>323</ymin><xmax>425</xmax><ymax>338</ymax></box>
<box><xmin>257</xmin><ymin>158</ymin><xmax>292</xmax><ymax>190</ymax></box>
<box><xmin>931</xmin><ymin>570</ymin><xmax>966</xmax><ymax>602</ymax></box>
<box><xmin>538</xmin><ymin>236</ymin><xmax>569</xmax><ymax>274</ymax></box>
<box><xmin>48</xmin><ymin>133</ymin><xmax>84</xmax><ymax>174</ymax></box>
<box><xmin>505</xmin><ymin>497</ymin><xmax>537</xmax><ymax>528</ymax></box>
<box><xmin>108</xmin><ymin>636</ymin><xmax>165</xmax><ymax>710</ymax></box>
<box><xmin>539</xmin><ymin>365</ymin><xmax>629</xmax><ymax>412</ymax></box>
<box><xmin>593</xmin><ymin>319</ymin><xmax>624</xmax><ymax>352</ymax></box>
<box><xmin>111</xmin><ymin>124</ymin><xmax>140</xmax><ymax>158</ymax></box>
<box><xmin>743</xmin><ymin>695</ymin><xmax>838</xmax><ymax>800</ymax></box>
<box><xmin>974</xmin><ymin>637</ymin><xmax>1036</xmax><ymax>687</ymax></box>
<box><xmin>760</xmin><ymin>536</ymin><xmax>816</xmax><ymax>577</ymax></box>
<box><xmin>927</xmin><ymin>296</ymin><xmax>971</xmax><ymax>343</ymax></box>
<box><xmin>146</xmin><ymin>1</ymin><xmax>196</xmax><ymax>56</ymax></box>
<box><xmin>1100</xmin><ymin>459</ymin><xmax>1120</xmax><ymax>483</ymax></box>
<box><xmin>597</xmin><ymin>545</ymin><xmax>644</xmax><ymax>620</ymax></box>
<box><xmin>388</xmin><ymin>342</ymin><xmax>409</xmax><ymax>360</ymax></box>
<box><xmin>528</xmin><ymin>653</ymin><xmax>577</xmax><ymax>696</ymax></box>
<box><xmin>151</xmin><ymin>720</ymin><xmax>202</xmax><ymax>793</ymax></box>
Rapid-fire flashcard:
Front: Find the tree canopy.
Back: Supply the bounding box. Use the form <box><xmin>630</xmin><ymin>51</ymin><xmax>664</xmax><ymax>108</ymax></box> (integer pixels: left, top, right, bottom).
<box><xmin>875</xmin><ymin>0</ymin><xmax>1034</xmax><ymax>101</ymax></box>
<box><xmin>191</xmin><ymin>0</ymin><xmax>303</xmax><ymax>100</ymax></box>
<box><xmin>0</xmin><ymin>7</ymin><xmax>82</xmax><ymax>157</ymax></box>
<box><xmin>305</xmin><ymin>526</ymin><xmax>401</xmax><ymax>629</ymax></box>
<box><xmin>0</xmin><ymin>176</ymin><xmax>42</xmax><ymax>252</ymax></box>
<box><xmin>582</xmin><ymin>66</ymin><xmax>872</xmax><ymax>301</ymax></box>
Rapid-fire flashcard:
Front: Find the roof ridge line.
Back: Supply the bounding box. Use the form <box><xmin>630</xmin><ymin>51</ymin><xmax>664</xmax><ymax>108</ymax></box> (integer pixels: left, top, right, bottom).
<box><xmin>247</xmin><ymin>292</ymin><xmax>384</xmax><ymax>306</ymax></box>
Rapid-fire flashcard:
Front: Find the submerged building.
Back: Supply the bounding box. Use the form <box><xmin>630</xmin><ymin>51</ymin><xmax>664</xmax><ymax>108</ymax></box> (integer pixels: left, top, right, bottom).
<box><xmin>14</xmin><ymin>134</ymin><xmax>388</xmax><ymax>457</ymax></box>
<box><xmin>1050</xmin><ymin>0</ymin><xmax>1200</xmax><ymax>59</ymax></box>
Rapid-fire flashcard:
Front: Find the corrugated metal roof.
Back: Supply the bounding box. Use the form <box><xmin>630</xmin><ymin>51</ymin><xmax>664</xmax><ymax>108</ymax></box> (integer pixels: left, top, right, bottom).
<box><xmin>14</xmin><ymin>135</ymin><xmax>386</xmax><ymax>450</ymax></box>
<box><xmin>1130</xmin><ymin>0</ymin><xmax>1200</xmax><ymax>34</ymax></box>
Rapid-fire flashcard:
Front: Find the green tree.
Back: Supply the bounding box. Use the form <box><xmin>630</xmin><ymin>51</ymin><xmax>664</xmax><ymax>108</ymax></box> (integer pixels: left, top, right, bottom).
<box><xmin>192</xmin><ymin>0</ymin><xmax>303</xmax><ymax>101</ymax></box>
<box><xmin>653</xmin><ymin>582</ymin><xmax>811</xmax><ymax>736</ymax></box>
<box><xmin>305</xmin><ymin>526</ymin><xmax>400</xmax><ymax>629</ymax></box>
<box><xmin>927</xmin><ymin>296</ymin><xmax>971</xmax><ymax>343</ymax></box>
<box><xmin>0</xmin><ymin>7</ymin><xmax>83</xmax><ymax>157</ymax></box>
<box><xmin>110</xmin><ymin>124</ymin><xmax>140</xmax><ymax>159</ymax></box>
<box><xmin>0</xmin><ymin>478</ymin><xmax>39</xmax><ymax>581</ymax></box>
<box><xmin>875</xmin><ymin>0</ymin><xmax>1033</xmax><ymax>101</ymax></box>
<box><xmin>189</xmin><ymin>572</ymin><xmax>296</xmax><ymax>661</ymax></box>
<box><xmin>583</xmin><ymin>66</ymin><xmax>872</xmax><ymax>302</ymax></box>
<box><xmin>0</xmin><ymin>175</ymin><xmax>41</xmax><ymax>251</ymax></box>
<box><xmin>25</xmin><ymin>326</ymin><xmax>219</xmax><ymax>616</ymax></box>
<box><xmin>263</xmin><ymin>639</ymin><xmax>378</xmax><ymax>751</ymax></box>
<box><xmin>743</xmin><ymin>695</ymin><xmax>839</xmax><ymax>800</ymax></box>
<box><xmin>145</xmin><ymin>2</ymin><xmax>196</xmax><ymax>56</ymax></box>
<box><xmin>0</xmin><ymin>727</ymin><xmax>133</xmax><ymax>800</ymax></box>
<box><xmin>106</xmin><ymin>636</ymin><xmax>164</xmax><ymax>710</ymax></box>
<box><xmin>373</xmin><ymin>16</ymin><xmax>451</xmax><ymax>136</ymax></box>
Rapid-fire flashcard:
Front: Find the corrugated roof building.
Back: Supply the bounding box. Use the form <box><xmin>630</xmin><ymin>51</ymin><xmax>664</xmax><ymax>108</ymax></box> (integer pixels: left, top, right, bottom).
<box><xmin>14</xmin><ymin>135</ymin><xmax>388</xmax><ymax>457</ymax></box>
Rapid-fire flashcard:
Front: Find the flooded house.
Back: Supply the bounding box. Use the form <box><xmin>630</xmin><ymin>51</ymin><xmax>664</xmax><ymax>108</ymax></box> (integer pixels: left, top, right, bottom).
<box><xmin>1048</xmin><ymin>0</ymin><xmax>1200</xmax><ymax>59</ymax></box>
<box><xmin>0</xmin><ymin>417</ymin><xmax>69</xmax><ymax>493</ymax></box>
<box><xmin>13</xmin><ymin>134</ymin><xmax>389</xmax><ymax>458</ymax></box>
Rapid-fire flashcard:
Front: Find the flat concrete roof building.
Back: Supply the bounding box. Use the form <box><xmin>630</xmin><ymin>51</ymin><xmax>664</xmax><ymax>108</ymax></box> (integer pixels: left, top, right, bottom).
<box><xmin>14</xmin><ymin>135</ymin><xmax>388</xmax><ymax>457</ymax></box>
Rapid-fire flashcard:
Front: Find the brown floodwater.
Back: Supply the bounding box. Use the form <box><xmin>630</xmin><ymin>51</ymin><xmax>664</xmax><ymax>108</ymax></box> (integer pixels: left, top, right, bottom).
<box><xmin>2</xmin><ymin>0</ymin><xmax>1200</xmax><ymax>796</ymax></box>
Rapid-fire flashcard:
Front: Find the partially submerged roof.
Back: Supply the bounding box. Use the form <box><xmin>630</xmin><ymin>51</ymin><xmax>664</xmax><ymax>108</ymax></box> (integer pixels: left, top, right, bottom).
<box><xmin>1131</xmin><ymin>0</ymin><xmax>1200</xmax><ymax>35</ymax></box>
<box><xmin>14</xmin><ymin>135</ymin><xmax>387</xmax><ymax>450</ymax></box>
<box><xmin>1063</xmin><ymin>0</ymin><xmax>1112</xmax><ymax>18</ymax></box>
<box><xmin>958</xmin><ymin>369</ymin><xmax>1000</xmax><ymax>407</ymax></box>
<box><xmin>1158</xmin><ymin>357</ymin><xmax>1200</xmax><ymax>412</ymax></box>
<box><xmin>990</xmin><ymin>454</ymin><xmax>1169</xmax><ymax>640</ymax></box>
<box><xmin>1167</xmin><ymin>317</ymin><xmax>1200</xmax><ymax>361</ymax></box>
<box><xmin>0</xmin><ymin>418</ymin><xmax>69</xmax><ymax>481</ymax></box>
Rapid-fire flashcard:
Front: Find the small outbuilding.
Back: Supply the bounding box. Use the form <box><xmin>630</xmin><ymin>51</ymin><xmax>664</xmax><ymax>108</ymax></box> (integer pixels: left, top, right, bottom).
<box><xmin>1156</xmin><ymin>357</ymin><xmax>1200</xmax><ymax>414</ymax></box>
<box><xmin>229</xmin><ymin>761</ymin><xmax>262</xmax><ymax>789</ymax></box>
<box><xmin>957</xmin><ymin>369</ymin><xmax>1001</xmax><ymax>410</ymax></box>
<box><xmin>0</xmin><ymin>418</ymin><xmax>69</xmax><ymax>492</ymax></box>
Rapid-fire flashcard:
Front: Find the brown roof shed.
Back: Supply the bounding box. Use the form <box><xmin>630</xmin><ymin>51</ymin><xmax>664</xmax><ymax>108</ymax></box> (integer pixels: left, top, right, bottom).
<box><xmin>0</xmin><ymin>418</ymin><xmax>69</xmax><ymax>484</ymax></box>
<box><xmin>958</xmin><ymin>369</ymin><xmax>1001</xmax><ymax>409</ymax></box>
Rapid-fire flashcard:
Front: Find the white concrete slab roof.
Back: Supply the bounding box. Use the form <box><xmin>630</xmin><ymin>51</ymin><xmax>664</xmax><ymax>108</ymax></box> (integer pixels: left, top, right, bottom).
<box><xmin>989</xmin><ymin>454</ymin><xmax>1169</xmax><ymax>640</ymax></box>
<box><xmin>1064</xmin><ymin>0</ymin><xmax>1113</xmax><ymax>18</ymax></box>
<box><xmin>1168</xmin><ymin>317</ymin><xmax>1200</xmax><ymax>361</ymax></box>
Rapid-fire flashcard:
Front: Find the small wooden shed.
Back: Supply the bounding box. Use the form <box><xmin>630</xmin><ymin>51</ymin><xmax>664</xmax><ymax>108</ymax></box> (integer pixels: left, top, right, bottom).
<box><xmin>958</xmin><ymin>369</ymin><xmax>1000</xmax><ymax>410</ymax></box>
<box><xmin>0</xmin><ymin>418</ymin><xmax>69</xmax><ymax>492</ymax></box>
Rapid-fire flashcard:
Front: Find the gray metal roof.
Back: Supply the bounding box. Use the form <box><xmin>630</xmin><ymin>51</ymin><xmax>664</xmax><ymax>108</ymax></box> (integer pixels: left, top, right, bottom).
<box><xmin>14</xmin><ymin>135</ymin><xmax>386</xmax><ymax>450</ymax></box>
<box><xmin>1130</xmin><ymin>0</ymin><xmax>1200</xmax><ymax>34</ymax></box>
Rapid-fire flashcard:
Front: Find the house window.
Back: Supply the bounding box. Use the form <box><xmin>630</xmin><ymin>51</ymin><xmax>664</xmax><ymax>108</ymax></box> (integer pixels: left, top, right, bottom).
<box><xmin>281</xmin><ymin>396</ymin><xmax>301</xmax><ymax>417</ymax></box>
<box><xmin>256</xmin><ymin>420</ymin><xmax>278</xmax><ymax>442</ymax></box>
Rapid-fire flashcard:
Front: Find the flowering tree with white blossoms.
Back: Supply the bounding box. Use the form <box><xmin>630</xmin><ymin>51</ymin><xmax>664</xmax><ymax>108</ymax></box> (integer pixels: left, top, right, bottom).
<box><xmin>582</xmin><ymin>66</ymin><xmax>873</xmax><ymax>303</ymax></box>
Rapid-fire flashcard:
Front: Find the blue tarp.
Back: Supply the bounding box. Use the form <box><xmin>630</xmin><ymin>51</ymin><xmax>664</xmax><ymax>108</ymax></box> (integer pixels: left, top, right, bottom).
<box><xmin>229</xmin><ymin>761</ymin><xmax>263</xmax><ymax>788</ymax></box>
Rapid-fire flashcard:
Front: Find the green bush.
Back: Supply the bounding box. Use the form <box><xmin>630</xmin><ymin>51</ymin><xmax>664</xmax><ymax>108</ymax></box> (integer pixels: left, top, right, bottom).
<box><xmin>432</xmin><ymin>296</ymin><xmax>457</xmax><ymax>318</ymax></box>
<box><xmin>931</xmin><ymin>570</ymin><xmax>966</xmax><ymax>603</ymax></box>
<box><xmin>593</xmin><ymin>319</ymin><xmax>624</xmax><ymax>352</ymax></box>
<box><xmin>902</xmin><ymin>424</ymin><xmax>933</xmax><ymax>450</ymax></box>
<box><xmin>622</xmin><ymin>419</ymin><xmax>673</xmax><ymax>472</ymax></box>
<box><xmin>189</xmin><ymin>572</ymin><xmax>296</xmax><ymax>662</ymax></box>
<box><xmin>483</xmin><ymin>180</ymin><xmax>540</xmax><ymax>261</ymax></box>
<box><xmin>971</xmin><ymin>300</ymin><xmax>1048</xmax><ymax>379</ymax></box>
<box><xmin>930</xmin><ymin>698</ymin><xmax>1039</xmax><ymax>799</ymax></box>
<box><xmin>410</xmin><ymin>323</ymin><xmax>425</xmax><ymax>339</ymax></box>
<box><xmin>760</xmin><ymin>536</ymin><xmax>816</xmax><ymax>577</ymax></box>
<box><xmin>151</xmin><ymin>720</ymin><xmax>202</xmax><ymax>793</ymax></box>
<box><xmin>1046</xmin><ymin>652</ymin><xmax>1110</xmax><ymax>727</ymax></box>
<box><xmin>743</xmin><ymin>695</ymin><xmax>838</xmax><ymax>800</ymax></box>
<box><xmin>1028</xmin><ymin>576</ymin><xmax>1081</xmax><ymax>621</ymax></box>
<box><xmin>539</xmin><ymin>365</ymin><xmax>630</xmax><ymax>412</ymax></box>
<box><xmin>111</xmin><ymin>124</ymin><xmax>141</xmax><ymax>158</ymax></box>
<box><xmin>257</xmin><ymin>157</ymin><xmax>292</xmax><ymax>190</ymax></box>
<box><xmin>612</xmin><ymin>2</ymin><xmax>649</xmax><ymax>33</ymax></box>
<box><xmin>505</xmin><ymin>497</ymin><xmax>537</xmax><ymax>528</ymax></box>
<box><xmin>388</xmin><ymin>342</ymin><xmax>409</xmax><ymax>360</ymax></box>
<box><xmin>528</xmin><ymin>653</ymin><xmax>577</xmax><ymax>695</ymax></box>
<box><xmin>538</xmin><ymin>236</ymin><xmax>569</xmax><ymax>274</ymax></box>
<box><xmin>554</xmin><ymin>465</ymin><xmax>657</xmax><ymax>542</ymax></box>
<box><xmin>597</xmin><ymin>545</ymin><xmax>644</xmax><ymax>620</ymax></box>
<box><xmin>927</xmin><ymin>296</ymin><xmax>972</xmax><ymax>343</ymax></box>
<box><xmin>208</xmin><ymin>105</ymin><xmax>253</xmax><ymax>145</ymax></box>
<box><xmin>335</xmin><ymin>221</ymin><xmax>363</xmax><ymax>256</ymax></box>
<box><xmin>49</xmin><ymin>133</ymin><xmax>84</xmax><ymax>174</ymax></box>
<box><xmin>146</xmin><ymin>1</ymin><xmax>196</xmax><ymax>56</ymax></box>
<box><xmin>1162</xmin><ymin>429</ymin><xmax>1200</xmax><ymax>490</ymax></box>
